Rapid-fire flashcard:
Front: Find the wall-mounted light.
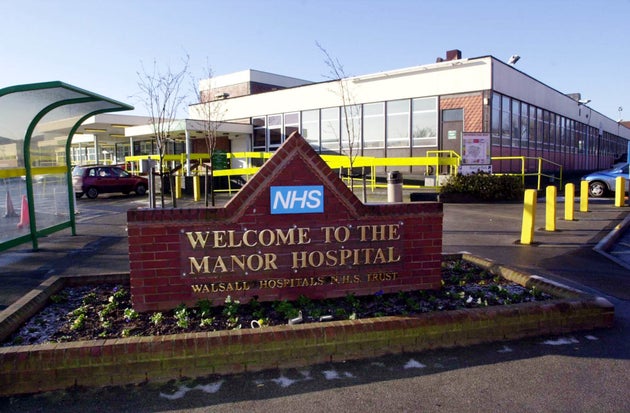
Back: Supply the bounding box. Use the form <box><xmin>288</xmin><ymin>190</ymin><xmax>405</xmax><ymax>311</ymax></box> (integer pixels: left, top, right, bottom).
<box><xmin>578</xmin><ymin>99</ymin><xmax>591</xmax><ymax>105</ymax></box>
<box><xmin>508</xmin><ymin>55</ymin><xmax>520</xmax><ymax>65</ymax></box>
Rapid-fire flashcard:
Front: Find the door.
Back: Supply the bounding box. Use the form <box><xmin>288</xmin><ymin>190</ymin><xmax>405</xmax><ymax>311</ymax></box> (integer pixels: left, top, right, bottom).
<box><xmin>441</xmin><ymin>108</ymin><xmax>464</xmax><ymax>174</ymax></box>
<box><xmin>441</xmin><ymin>108</ymin><xmax>464</xmax><ymax>154</ymax></box>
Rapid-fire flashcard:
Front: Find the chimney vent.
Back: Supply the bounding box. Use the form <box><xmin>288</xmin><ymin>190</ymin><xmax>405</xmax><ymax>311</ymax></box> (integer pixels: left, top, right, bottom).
<box><xmin>446</xmin><ymin>49</ymin><xmax>462</xmax><ymax>61</ymax></box>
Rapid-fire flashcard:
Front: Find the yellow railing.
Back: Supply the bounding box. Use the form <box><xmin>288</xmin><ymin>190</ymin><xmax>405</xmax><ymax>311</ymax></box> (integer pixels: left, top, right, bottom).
<box><xmin>124</xmin><ymin>151</ymin><xmax>464</xmax><ymax>193</ymax></box>
<box><xmin>491</xmin><ymin>156</ymin><xmax>563</xmax><ymax>190</ymax></box>
<box><xmin>0</xmin><ymin>166</ymin><xmax>67</xmax><ymax>179</ymax></box>
<box><xmin>123</xmin><ymin>151</ymin><xmax>561</xmax><ymax>195</ymax></box>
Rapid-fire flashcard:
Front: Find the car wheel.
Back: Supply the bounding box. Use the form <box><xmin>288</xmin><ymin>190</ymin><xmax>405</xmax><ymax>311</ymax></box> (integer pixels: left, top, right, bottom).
<box><xmin>86</xmin><ymin>187</ymin><xmax>99</xmax><ymax>199</ymax></box>
<box><xmin>588</xmin><ymin>181</ymin><xmax>607</xmax><ymax>198</ymax></box>
<box><xmin>75</xmin><ymin>192</ymin><xmax>84</xmax><ymax>199</ymax></box>
<box><xmin>135</xmin><ymin>184</ymin><xmax>147</xmax><ymax>196</ymax></box>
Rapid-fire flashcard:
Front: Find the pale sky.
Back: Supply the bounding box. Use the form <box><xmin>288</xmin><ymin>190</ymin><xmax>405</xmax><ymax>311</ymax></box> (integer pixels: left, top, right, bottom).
<box><xmin>1</xmin><ymin>0</ymin><xmax>628</xmax><ymax>121</ymax></box>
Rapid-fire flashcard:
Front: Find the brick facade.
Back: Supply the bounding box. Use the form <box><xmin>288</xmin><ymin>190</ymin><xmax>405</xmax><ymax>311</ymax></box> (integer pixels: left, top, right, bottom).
<box><xmin>128</xmin><ymin>133</ymin><xmax>443</xmax><ymax>312</ymax></box>
<box><xmin>440</xmin><ymin>93</ymin><xmax>484</xmax><ymax>132</ymax></box>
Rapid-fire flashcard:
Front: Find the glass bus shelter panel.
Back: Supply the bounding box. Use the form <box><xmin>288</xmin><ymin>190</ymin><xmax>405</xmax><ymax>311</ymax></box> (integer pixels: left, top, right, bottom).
<box><xmin>0</xmin><ymin>176</ymin><xmax>27</xmax><ymax>244</ymax></box>
<box><xmin>28</xmin><ymin>101</ymin><xmax>120</xmax><ymax>235</ymax></box>
<box><xmin>0</xmin><ymin>88</ymin><xmax>88</xmax><ymax>169</ymax></box>
<box><xmin>31</xmin><ymin>172</ymin><xmax>71</xmax><ymax>232</ymax></box>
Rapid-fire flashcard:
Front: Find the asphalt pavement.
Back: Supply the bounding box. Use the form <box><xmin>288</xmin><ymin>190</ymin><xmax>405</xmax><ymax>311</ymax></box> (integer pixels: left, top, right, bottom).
<box><xmin>0</xmin><ymin>191</ymin><xmax>629</xmax><ymax>412</ymax></box>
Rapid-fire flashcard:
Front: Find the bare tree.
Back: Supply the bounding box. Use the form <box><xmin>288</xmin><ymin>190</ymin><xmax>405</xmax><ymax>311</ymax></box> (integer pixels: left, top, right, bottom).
<box><xmin>190</xmin><ymin>61</ymin><xmax>227</xmax><ymax>206</ymax></box>
<box><xmin>137</xmin><ymin>57</ymin><xmax>189</xmax><ymax>208</ymax></box>
<box><xmin>317</xmin><ymin>42</ymin><xmax>364</xmax><ymax>198</ymax></box>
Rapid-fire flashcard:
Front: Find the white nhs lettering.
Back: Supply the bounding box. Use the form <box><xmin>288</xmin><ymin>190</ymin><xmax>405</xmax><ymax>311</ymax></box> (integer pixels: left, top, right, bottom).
<box><xmin>270</xmin><ymin>186</ymin><xmax>324</xmax><ymax>214</ymax></box>
<box><xmin>273</xmin><ymin>189</ymin><xmax>321</xmax><ymax>209</ymax></box>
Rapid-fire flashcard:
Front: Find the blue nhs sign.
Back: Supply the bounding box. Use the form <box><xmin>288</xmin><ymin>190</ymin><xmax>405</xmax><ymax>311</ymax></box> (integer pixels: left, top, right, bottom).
<box><xmin>270</xmin><ymin>185</ymin><xmax>324</xmax><ymax>214</ymax></box>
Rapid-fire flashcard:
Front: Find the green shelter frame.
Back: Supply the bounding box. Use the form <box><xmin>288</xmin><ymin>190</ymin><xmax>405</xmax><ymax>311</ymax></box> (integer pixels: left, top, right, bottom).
<box><xmin>0</xmin><ymin>82</ymin><xmax>133</xmax><ymax>252</ymax></box>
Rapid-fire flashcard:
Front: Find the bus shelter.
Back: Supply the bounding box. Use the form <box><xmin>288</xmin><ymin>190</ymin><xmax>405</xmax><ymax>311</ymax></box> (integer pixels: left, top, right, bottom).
<box><xmin>0</xmin><ymin>82</ymin><xmax>133</xmax><ymax>251</ymax></box>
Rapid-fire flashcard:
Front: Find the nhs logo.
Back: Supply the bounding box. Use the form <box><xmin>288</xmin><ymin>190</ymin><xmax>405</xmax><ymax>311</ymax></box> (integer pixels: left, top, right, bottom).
<box><xmin>270</xmin><ymin>185</ymin><xmax>324</xmax><ymax>214</ymax></box>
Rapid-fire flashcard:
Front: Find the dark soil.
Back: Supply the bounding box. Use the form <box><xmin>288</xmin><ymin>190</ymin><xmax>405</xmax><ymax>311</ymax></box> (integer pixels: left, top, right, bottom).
<box><xmin>3</xmin><ymin>259</ymin><xmax>553</xmax><ymax>346</ymax></box>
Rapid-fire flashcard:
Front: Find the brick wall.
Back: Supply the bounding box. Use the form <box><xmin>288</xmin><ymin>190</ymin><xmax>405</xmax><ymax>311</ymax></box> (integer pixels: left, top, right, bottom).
<box><xmin>128</xmin><ymin>133</ymin><xmax>443</xmax><ymax>312</ymax></box>
<box><xmin>0</xmin><ymin>255</ymin><xmax>614</xmax><ymax>397</ymax></box>
<box><xmin>440</xmin><ymin>93</ymin><xmax>484</xmax><ymax>132</ymax></box>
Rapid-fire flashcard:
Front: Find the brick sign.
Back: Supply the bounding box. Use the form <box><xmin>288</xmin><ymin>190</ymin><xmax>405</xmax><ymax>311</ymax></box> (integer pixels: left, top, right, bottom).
<box><xmin>128</xmin><ymin>133</ymin><xmax>443</xmax><ymax>312</ymax></box>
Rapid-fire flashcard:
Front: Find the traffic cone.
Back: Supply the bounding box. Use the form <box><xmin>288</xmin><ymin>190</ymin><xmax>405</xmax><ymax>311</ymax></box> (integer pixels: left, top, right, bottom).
<box><xmin>17</xmin><ymin>195</ymin><xmax>29</xmax><ymax>229</ymax></box>
<box><xmin>4</xmin><ymin>191</ymin><xmax>17</xmax><ymax>218</ymax></box>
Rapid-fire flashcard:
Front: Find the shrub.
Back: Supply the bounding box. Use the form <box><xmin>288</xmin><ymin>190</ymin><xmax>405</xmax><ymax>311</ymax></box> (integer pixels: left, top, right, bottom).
<box><xmin>439</xmin><ymin>173</ymin><xmax>524</xmax><ymax>201</ymax></box>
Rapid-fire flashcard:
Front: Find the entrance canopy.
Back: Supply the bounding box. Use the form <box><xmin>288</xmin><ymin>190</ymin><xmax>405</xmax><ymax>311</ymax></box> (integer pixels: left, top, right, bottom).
<box><xmin>0</xmin><ymin>81</ymin><xmax>133</xmax><ymax>251</ymax></box>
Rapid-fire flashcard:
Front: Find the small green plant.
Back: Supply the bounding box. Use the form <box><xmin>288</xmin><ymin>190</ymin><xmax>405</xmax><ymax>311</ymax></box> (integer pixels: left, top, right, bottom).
<box><xmin>98</xmin><ymin>301</ymin><xmax>116</xmax><ymax>322</ymax></box>
<box><xmin>222</xmin><ymin>295</ymin><xmax>240</xmax><ymax>317</ymax></box>
<box><xmin>70</xmin><ymin>314</ymin><xmax>86</xmax><ymax>331</ymax></box>
<box><xmin>196</xmin><ymin>299</ymin><xmax>213</xmax><ymax>318</ymax></box>
<box><xmin>121</xmin><ymin>328</ymin><xmax>131</xmax><ymax>338</ymax></box>
<box><xmin>71</xmin><ymin>305</ymin><xmax>88</xmax><ymax>318</ymax></box>
<box><xmin>272</xmin><ymin>299</ymin><xmax>299</xmax><ymax>320</ymax></box>
<box><xmin>344</xmin><ymin>293</ymin><xmax>361</xmax><ymax>311</ymax></box>
<box><xmin>123</xmin><ymin>308</ymin><xmax>139</xmax><ymax>322</ymax></box>
<box><xmin>199</xmin><ymin>317</ymin><xmax>215</xmax><ymax>328</ymax></box>
<box><xmin>107</xmin><ymin>286</ymin><xmax>129</xmax><ymax>309</ymax></box>
<box><xmin>112</xmin><ymin>286</ymin><xmax>128</xmax><ymax>302</ymax></box>
<box><xmin>49</xmin><ymin>292</ymin><xmax>68</xmax><ymax>304</ymax></box>
<box><xmin>174</xmin><ymin>305</ymin><xmax>189</xmax><ymax>329</ymax></box>
<box><xmin>223</xmin><ymin>296</ymin><xmax>241</xmax><ymax>329</ymax></box>
<box><xmin>296</xmin><ymin>295</ymin><xmax>312</xmax><ymax>309</ymax></box>
<box><xmin>334</xmin><ymin>307</ymin><xmax>348</xmax><ymax>319</ymax></box>
<box><xmin>82</xmin><ymin>292</ymin><xmax>98</xmax><ymax>306</ymax></box>
<box><xmin>150</xmin><ymin>312</ymin><xmax>164</xmax><ymax>326</ymax></box>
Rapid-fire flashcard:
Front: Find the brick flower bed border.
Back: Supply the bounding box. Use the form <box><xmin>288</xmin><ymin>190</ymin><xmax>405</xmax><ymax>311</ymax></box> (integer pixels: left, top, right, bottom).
<box><xmin>0</xmin><ymin>253</ymin><xmax>614</xmax><ymax>396</ymax></box>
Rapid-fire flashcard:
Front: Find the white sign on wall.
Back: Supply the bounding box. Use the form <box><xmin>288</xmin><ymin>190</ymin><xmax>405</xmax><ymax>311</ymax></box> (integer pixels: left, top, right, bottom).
<box><xmin>461</xmin><ymin>132</ymin><xmax>491</xmax><ymax>175</ymax></box>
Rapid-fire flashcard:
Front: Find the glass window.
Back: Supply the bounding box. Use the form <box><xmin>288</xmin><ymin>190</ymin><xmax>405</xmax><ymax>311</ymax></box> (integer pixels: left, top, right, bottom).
<box><xmin>268</xmin><ymin>114</ymin><xmax>282</xmax><ymax>148</ymax></box>
<box><xmin>284</xmin><ymin>112</ymin><xmax>299</xmax><ymax>124</ymax></box>
<box><xmin>301</xmin><ymin>110</ymin><xmax>320</xmax><ymax>151</ymax></box>
<box><xmin>520</xmin><ymin>102</ymin><xmax>529</xmax><ymax>149</ymax></box>
<box><xmin>341</xmin><ymin>105</ymin><xmax>361</xmax><ymax>152</ymax></box>
<box><xmin>542</xmin><ymin>111</ymin><xmax>551</xmax><ymax>152</ymax></box>
<box><xmin>491</xmin><ymin>93</ymin><xmax>501</xmax><ymax>146</ymax></box>
<box><xmin>284</xmin><ymin>112</ymin><xmax>299</xmax><ymax>140</ymax></box>
<box><xmin>528</xmin><ymin>106</ymin><xmax>537</xmax><ymax>155</ymax></box>
<box><xmin>536</xmin><ymin>108</ymin><xmax>543</xmax><ymax>152</ymax></box>
<box><xmin>321</xmin><ymin>107</ymin><xmax>340</xmax><ymax>152</ymax></box>
<box><xmin>501</xmin><ymin>95</ymin><xmax>511</xmax><ymax>148</ymax></box>
<box><xmin>511</xmin><ymin>99</ymin><xmax>520</xmax><ymax>148</ymax></box>
<box><xmin>412</xmin><ymin>97</ymin><xmax>438</xmax><ymax>147</ymax></box>
<box><xmin>252</xmin><ymin>116</ymin><xmax>266</xmax><ymax>149</ymax></box>
<box><xmin>386</xmin><ymin>99</ymin><xmax>410</xmax><ymax>148</ymax></box>
<box><xmin>442</xmin><ymin>109</ymin><xmax>463</xmax><ymax>122</ymax></box>
<box><xmin>363</xmin><ymin>102</ymin><xmax>385</xmax><ymax>149</ymax></box>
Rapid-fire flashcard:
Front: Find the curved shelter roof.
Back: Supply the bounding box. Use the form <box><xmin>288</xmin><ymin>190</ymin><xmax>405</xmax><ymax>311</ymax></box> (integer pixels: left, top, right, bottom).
<box><xmin>0</xmin><ymin>81</ymin><xmax>133</xmax><ymax>251</ymax></box>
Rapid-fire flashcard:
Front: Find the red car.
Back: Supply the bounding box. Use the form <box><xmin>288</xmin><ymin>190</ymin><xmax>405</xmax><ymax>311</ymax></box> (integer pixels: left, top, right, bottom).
<box><xmin>72</xmin><ymin>165</ymin><xmax>148</xmax><ymax>199</ymax></box>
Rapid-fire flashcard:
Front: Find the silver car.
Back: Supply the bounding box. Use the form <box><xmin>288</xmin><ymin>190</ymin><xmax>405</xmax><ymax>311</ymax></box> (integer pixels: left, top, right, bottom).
<box><xmin>582</xmin><ymin>163</ymin><xmax>629</xmax><ymax>197</ymax></box>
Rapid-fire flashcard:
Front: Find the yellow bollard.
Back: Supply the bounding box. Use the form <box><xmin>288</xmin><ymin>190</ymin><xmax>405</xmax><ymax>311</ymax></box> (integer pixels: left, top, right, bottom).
<box><xmin>175</xmin><ymin>174</ymin><xmax>182</xmax><ymax>199</ymax></box>
<box><xmin>615</xmin><ymin>177</ymin><xmax>626</xmax><ymax>207</ymax></box>
<box><xmin>580</xmin><ymin>180</ymin><xmax>589</xmax><ymax>212</ymax></box>
<box><xmin>521</xmin><ymin>189</ymin><xmax>537</xmax><ymax>245</ymax></box>
<box><xmin>193</xmin><ymin>175</ymin><xmax>201</xmax><ymax>202</ymax></box>
<box><xmin>545</xmin><ymin>186</ymin><xmax>557</xmax><ymax>232</ymax></box>
<box><xmin>564</xmin><ymin>183</ymin><xmax>575</xmax><ymax>221</ymax></box>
